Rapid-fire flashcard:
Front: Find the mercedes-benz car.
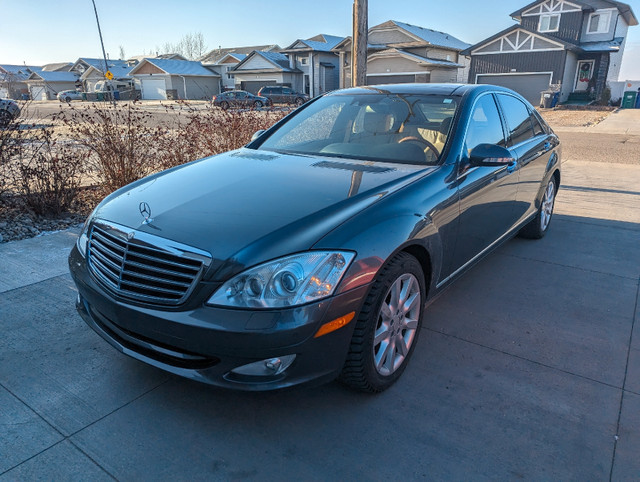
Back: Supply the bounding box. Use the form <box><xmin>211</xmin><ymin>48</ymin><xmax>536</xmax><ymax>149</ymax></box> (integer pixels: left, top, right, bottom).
<box><xmin>69</xmin><ymin>84</ymin><xmax>561</xmax><ymax>392</ymax></box>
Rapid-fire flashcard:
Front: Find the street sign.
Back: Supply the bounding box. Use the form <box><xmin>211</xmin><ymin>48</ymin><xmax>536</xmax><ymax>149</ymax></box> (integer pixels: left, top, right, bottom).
<box><xmin>105</xmin><ymin>70</ymin><xmax>114</xmax><ymax>80</ymax></box>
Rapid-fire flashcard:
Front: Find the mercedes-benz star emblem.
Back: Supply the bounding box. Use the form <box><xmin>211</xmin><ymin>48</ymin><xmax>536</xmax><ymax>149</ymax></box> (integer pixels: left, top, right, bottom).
<box><xmin>139</xmin><ymin>201</ymin><xmax>153</xmax><ymax>224</ymax></box>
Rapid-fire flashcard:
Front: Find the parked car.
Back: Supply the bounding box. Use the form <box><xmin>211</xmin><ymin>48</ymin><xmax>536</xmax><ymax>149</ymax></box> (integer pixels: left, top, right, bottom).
<box><xmin>69</xmin><ymin>84</ymin><xmax>561</xmax><ymax>392</ymax></box>
<box><xmin>57</xmin><ymin>90</ymin><xmax>84</xmax><ymax>103</ymax></box>
<box><xmin>212</xmin><ymin>90</ymin><xmax>269</xmax><ymax>110</ymax></box>
<box><xmin>257</xmin><ymin>85</ymin><xmax>309</xmax><ymax>106</ymax></box>
<box><xmin>0</xmin><ymin>98</ymin><xmax>20</xmax><ymax>127</ymax></box>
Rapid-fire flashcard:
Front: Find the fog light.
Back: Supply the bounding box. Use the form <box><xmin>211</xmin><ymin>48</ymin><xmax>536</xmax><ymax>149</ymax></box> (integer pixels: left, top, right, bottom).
<box><xmin>230</xmin><ymin>354</ymin><xmax>296</xmax><ymax>377</ymax></box>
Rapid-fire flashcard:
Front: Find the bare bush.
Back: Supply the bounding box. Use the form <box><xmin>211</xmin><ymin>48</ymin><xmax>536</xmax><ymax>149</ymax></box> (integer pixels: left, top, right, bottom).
<box><xmin>57</xmin><ymin>102</ymin><xmax>162</xmax><ymax>191</ymax></box>
<box><xmin>15</xmin><ymin>128</ymin><xmax>88</xmax><ymax>215</ymax></box>
<box><xmin>155</xmin><ymin>106</ymin><xmax>287</xmax><ymax>171</ymax></box>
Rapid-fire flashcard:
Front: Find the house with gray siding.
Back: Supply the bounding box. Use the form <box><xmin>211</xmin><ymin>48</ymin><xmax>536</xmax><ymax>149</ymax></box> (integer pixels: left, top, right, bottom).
<box><xmin>462</xmin><ymin>0</ymin><xmax>637</xmax><ymax>104</ymax></box>
<box><xmin>280</xmin><ymin>34</ymin><xmax>344</xmax><ymax>96</ymax></box>
<box><xmin>128</xmin><ymin>58</ymin><xmax>220</xmax><ymax>100</ymax></box>
<box><xmin>231</xmin><ymin>51</ymin><xmax>302</xmax><ymax>94</ymax></box>
<box><xmin>333</xmin><ymin>20</ymin><xmax>470</xmax><ymax>88</ymax></box>
<box><xmin>200</xmin><ymin>45</ymin><xmax>280</xmax><ymax>92</ymax></box>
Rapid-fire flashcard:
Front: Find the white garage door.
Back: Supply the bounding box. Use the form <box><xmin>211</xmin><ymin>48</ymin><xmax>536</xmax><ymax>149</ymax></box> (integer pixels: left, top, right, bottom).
<box><xmin>30</xmin><ymin>86</ymin><xmax>47</xmax><ymax>101</ymax></box>
<box><xmin>141</xmin><ymin>78</ymin><xmax>166</xmax><ymax>100</ymax></box>
<box><xmin>477</xmin><ymin>73</ymin><xmax>552</xmax><ymax>105</ymax></box>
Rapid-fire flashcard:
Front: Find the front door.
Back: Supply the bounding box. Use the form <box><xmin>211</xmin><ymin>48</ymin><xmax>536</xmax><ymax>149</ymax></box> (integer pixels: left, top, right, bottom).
<box><xmin>575</xmin><ymin>60</ymin><xmax>594</xmax><ymax>91</ymax></box>
<box><xmin>449</xmin><ymin>93</ymin><xmax>520</xmax><ymax>275</ymax></box>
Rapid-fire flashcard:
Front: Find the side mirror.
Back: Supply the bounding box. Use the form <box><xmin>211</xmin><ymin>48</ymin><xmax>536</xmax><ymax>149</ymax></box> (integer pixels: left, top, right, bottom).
<box><xmin>469</xmin><ymin>144</ymin><xmax>514</xmax><ymax>167</ymax></box>
<box><xmin>251</xmin><ymin>130</ymin><xmax>266</xmax><ymax>142</ymax></box>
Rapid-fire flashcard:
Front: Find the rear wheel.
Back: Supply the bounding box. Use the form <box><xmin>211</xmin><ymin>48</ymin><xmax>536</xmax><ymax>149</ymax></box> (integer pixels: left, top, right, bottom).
<box><xmin>253</xmin><ymin>100</ymin><xmax>263</xmax><ymax>108</ymax></box>
<box><xmin>220</xmin><ymin>101</ymin><xmax>229</xmax><ymax>110</ymax></box>
<box><xmin>340</xmin><ymin>252</ymin><xmax>425</xmax><ymax>392</ymax></box>
<box><xmin>295</xmin><ymin>97</ymin><xmax>304</xmax><ymax>106</ymax></box>
<box><xmin>0</xmin><ymin>110</ymin><xmax>12</xmax><ymax>127</ymax></box>
<box><xmin>519</xmin><ymin>176</ymin><xmax>557</xmax><ymax>239</ymax></box>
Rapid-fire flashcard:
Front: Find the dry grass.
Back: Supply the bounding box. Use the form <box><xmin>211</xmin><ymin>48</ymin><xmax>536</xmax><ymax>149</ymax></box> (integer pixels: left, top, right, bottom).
<box><xmin>539</xmin><ymin>108</ymin><xmax>614</xmax><ymax>128</ymax></box>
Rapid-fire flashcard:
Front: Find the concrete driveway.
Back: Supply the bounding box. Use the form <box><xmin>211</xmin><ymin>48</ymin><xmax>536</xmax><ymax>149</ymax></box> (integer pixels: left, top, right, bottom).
<box><xmin>1</xmin><ymin>158</ymin><xmax>639</xmax><ymax>479</ymax></box>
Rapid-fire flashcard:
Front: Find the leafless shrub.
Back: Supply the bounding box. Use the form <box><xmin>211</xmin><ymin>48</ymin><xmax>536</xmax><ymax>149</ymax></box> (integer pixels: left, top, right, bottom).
<box><xmin>15</xmin><ymin>128</ymin><xmax>88</xmax><ymax>215</ymax></box>
<box><xmin>57</xmin><ymin>102</ymin><xmax>162</xmax><ymax>192</ymax></box>
<box><xmin>155</xmin><ymin>106</ymin><xmax>287</xmax><ymax>171</ymax></box>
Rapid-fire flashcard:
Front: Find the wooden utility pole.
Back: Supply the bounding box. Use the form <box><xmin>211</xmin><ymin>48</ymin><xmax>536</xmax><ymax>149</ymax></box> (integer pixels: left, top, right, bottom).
<box><xmin>351</xmin><ymin>0</ymin><xmax>368</xmax><ymax>87</ymax></box>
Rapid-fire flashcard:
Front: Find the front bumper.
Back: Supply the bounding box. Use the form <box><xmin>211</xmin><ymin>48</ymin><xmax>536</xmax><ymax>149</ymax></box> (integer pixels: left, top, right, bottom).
<box><xmin>69</xmin><ymin>245</ymin><xmax>369</xmax><ymax>391</ymax></box>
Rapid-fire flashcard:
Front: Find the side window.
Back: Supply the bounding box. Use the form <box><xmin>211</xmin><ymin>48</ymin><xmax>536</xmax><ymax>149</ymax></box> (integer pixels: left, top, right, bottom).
<box><xmin>531</xmin><ymin>111</ymin><xmax>545</xmax><ymax>136</ymax></box>
<box><xmin>283</xmin><ymin>88</ymin><xmax>292</xmax><ymax>95</ymax></box>
<box><xmin>465</xmin><ymin>95</ymin><xmax>506</xmax><ymax>155</ymax></box>
<box><xmin>497</xmin><ymin>94</ymin><xmax>535</xmax><ymax>146</ymax></box>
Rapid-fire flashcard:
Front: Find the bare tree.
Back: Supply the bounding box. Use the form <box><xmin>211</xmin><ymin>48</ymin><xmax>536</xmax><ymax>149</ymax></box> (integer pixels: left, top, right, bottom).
<box><xmin>154</xmin><ymin>32</ymin><xmax>207</xmax><ymax>60</ymax></box>
<box><xmin>118</xmin><ymin>45</ymin><xmax>126</xmax><ymax>60</ymax></box>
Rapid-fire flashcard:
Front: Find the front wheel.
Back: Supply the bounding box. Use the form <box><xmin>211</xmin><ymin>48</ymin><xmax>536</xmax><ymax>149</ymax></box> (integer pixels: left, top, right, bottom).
<box><xmin>253</xmin><ymin>100</ymin><xmax>263</xmax><ymax>108</ymax></box>
<box><xmin>65</xmin><ymin>96</ymin><xmax>71</xmax><ymax>103</ymax></box>
<box><xmin>295</xmin><ymin>97</ymin><xmax>304</xmax><ymax>106</ymax></box>
<box><xmin>340</xmin><ymin>252</ymin><xmax>425</xmax><ymax>392</ymax></box>
<box><xmin>519</xmin><ymin>176</ymin><xmax>557</xmax><ymax>239</ymax></box>
<box><xmin>220</xmin><ymin>101</ymin><xmax>229</xmax><ymax>110</ymax></box>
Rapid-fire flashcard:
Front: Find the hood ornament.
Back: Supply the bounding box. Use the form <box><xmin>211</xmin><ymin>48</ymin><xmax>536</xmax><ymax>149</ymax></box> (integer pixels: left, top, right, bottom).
<box><xmin>139</xmin><ymin>202</ymin><xmax>153</xmax><ymax>224</ymax></box>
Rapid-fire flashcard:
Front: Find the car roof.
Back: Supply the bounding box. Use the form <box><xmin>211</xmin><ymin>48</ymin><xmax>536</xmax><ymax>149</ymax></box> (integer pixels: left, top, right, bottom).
<box><xmin>328</xmin><ymin>83</ymin><xmax>518</xmax><ymax>97</ymax></box>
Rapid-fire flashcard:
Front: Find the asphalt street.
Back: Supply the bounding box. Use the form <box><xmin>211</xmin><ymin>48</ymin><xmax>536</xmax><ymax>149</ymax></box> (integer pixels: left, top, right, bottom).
<box><xmin>0</xmin><ymin>110</ymin><xmax>639</xmax><ymax>480</ymax></box>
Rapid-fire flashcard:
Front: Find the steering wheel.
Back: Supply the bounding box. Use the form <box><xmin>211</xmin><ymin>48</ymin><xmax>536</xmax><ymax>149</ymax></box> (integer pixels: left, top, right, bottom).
<box><xmin>398</xmin><ymin>136</ymin><xmax>439</xmax><ymax>158</ymax></box>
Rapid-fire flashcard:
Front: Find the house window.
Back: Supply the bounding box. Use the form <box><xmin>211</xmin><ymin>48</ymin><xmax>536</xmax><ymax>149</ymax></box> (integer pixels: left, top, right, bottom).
<box><xmin>300</xmin><ymin>57</ymin><xmax>308</xmax><ymax>65</ymax></box>
<box><xmin>539</xmin><ymin>14</ymin><xmax>560</xmax><ymax>32</ymax></box>
<box><xmin>588</xmin><ymin>11</ymin><xmax>611</xmax><ymax>34</ymax></box>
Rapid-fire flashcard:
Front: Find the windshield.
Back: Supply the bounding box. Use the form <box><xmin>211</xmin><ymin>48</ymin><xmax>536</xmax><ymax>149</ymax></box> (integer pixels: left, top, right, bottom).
<box><xmin>257</xmin><ymin>92</ymin><xmax>458</xmax><ymax>165</ymax></box>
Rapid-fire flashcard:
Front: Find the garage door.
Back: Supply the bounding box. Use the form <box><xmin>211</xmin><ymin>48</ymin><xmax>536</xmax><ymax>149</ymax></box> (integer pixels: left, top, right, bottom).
<box><xmin>367</xmin><ymin>74</ymin><xmax>416</xmax><ymax>85</ymax></box>
<box><xmin>141</xmin><ymin>78</ymin><xmax>166</xmax><ymax>100</ymax></box>
<box><xmin>30</xmin><ymin>86</ymin><xmax>47</xmax><ymax>101</ymax></box>
<box><xmin>240</xmin><ymin>80</ymin><xmax>277</xmax><ymax>94</ymax></box>
<box><xmin>477</xmin><ymin>73</ymin><xmax>551</xmax><ymax>105</ymax></box>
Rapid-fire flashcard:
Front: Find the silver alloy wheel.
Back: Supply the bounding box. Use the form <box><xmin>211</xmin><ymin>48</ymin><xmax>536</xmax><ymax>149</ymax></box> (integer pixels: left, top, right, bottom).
<box><xmin>373</xmin><ymin>273</ymin><xmax>421</xmax><ymax>376</ymax></box>
<box><xmin>540</xmin><ymin>180</ymin><xmax>556</xmax><ymax>231</ymax></box>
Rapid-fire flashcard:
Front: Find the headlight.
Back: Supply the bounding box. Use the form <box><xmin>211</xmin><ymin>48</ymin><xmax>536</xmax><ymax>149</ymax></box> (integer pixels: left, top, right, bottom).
<box><xmin>207</xmin><ymin>251</ymin><xmax>355</xmax><ymax>309</ymax></box>
<box><xmin>76</xmin><ymin>210</ymin><xmax>97</xmax><ymax>257</ymax></box>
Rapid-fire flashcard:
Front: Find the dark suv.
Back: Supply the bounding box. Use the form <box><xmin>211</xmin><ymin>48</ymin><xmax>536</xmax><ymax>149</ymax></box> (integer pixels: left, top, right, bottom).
<box><xmin>257</xmin><ymin>86</ymin><xmax>309</xmax><ymax>106</ymax></box>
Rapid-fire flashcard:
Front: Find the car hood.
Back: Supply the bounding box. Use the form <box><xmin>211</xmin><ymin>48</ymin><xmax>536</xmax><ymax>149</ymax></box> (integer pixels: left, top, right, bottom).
<box><xmin>93</xmin><ymin>148</ymin><xmax>434</xmax><ymax>279</ymax></box>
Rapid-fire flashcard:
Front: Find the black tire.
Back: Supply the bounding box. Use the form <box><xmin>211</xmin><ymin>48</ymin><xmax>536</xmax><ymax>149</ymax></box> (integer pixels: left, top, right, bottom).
<box><xmin>65</xmin><ymin>96</ymin><xmax>71</xmax><ymax>103</ymax></box>
<box><xmin>519</xmin><ymin>176</ymin><xmax>557</xmax><ymax>239</ymax></box>
<box><xmin>0</xmin><ymin>110</ymin><xmax>12</xmax><ymax>128</ymax></box>
<box><xmin>253</xmin><ymin>100</ymin><xmax>263</xmax><ymax>108</ymax></box>
<box><xmin>295</xmin><ymin>97</ymin><xmax>304</xmax><ymax>106</ymax></box>
<box><xmin>340</xmin><ymin>252</ymin><xmax>425</xmax><ymax>393</ymax></box>
<box><xmin>220</xmin><ymin>101</ymin><xmax>229</xmax><ymax>110</ymax></box>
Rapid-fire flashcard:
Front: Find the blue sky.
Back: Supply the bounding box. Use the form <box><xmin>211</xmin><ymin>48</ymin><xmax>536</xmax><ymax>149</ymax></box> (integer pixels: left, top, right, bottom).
<box><xmin>2</xmin><ymin>0</ymin><xmax>639</xmax><ymax>79</ymax></box>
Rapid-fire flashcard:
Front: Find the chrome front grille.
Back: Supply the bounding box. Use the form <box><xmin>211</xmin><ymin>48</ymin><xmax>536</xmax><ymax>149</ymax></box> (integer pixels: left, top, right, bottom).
<box><xmin>87</xmin><ymin>221</ymin><xmax>211</xmax><ymax>306</ymax></box>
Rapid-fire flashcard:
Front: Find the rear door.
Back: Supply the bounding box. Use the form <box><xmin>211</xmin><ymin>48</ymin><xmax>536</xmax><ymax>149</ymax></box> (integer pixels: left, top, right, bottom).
<box><xmin>496</xmin><ymin>93</ymin><xmax>554</xmax><ymax>224</ymax></box>
<box><xmin>450</xmin><ymin>93</ymin><xmax>520</xmax><ymax>273</ymax></box>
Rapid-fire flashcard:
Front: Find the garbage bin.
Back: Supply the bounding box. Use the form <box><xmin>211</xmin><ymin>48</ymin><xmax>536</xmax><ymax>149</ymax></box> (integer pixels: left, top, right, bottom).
<box><xmin>551</xmin><ymin>91</ymin><xmax>560</xmax><ymax>108</ymax></box>
<box><xmin>540</xmin><ymin>91</ymin><xmax>553</xmax><ymax>109</ymax></box>
<box><xmin>82</xmin><ymin>92</ymin><xmax>87</xmax><ymax>101</ymax></box>
<box><xmin>622</xmin><ymin>91</ymin><xmax>637</xmax><ymax>109</ymax></box>
<box><xmin>113</xmin><ymin>90</ymin><xmax>120</xmax><ymax>101</ymax></box>
<box><xmin>97</xmin><ymin>92</ymin><xmax>104</xmax><ymax>102</ymax></box>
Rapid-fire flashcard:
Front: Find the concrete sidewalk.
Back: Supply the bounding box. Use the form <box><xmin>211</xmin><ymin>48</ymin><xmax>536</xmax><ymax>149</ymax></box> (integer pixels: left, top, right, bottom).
<box><xmin>0</xmin><ymin>160</ymin><xmax>638</xmax><ymax>479</ymax></box>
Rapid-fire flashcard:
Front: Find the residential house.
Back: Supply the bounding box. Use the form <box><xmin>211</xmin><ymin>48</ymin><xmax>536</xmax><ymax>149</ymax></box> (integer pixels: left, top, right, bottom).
<box><xmin>25</xmin><ymin>70</ymin><xmax>79</xmax><ymax>100</ymax></box>
<box><xmin>333</xmin><ymin>20</ymin><xmax>471</xmax><ymax>88</ymax></box>
<box><xmin>200</xmin><ymin>45</ymin><xmax>280</xmax><ymax>91</ymax></box>
<box><xmin>128</xmin><ymin>58</ymin><xmax>220</xmax><ymax>100</ymax></box>
<box><xmin>280</xmin><ymin>34</ymin><xmax>345</xmax><ymax>96</ymax></box>
<box><xmin>462</xmin><ymin>0</ymin><xmax>638</xmax><ymax>104</ymax></box>
<box><xmin>70</xmin><ymin>58</ymin><xmax>136</xmax><ymax>92</ymax></box>
<box><xmin>207</xmin><ymin>53</ymin><xmax>247</xmax><ymax>91</ymax></box>
<box><xmin>231</xmin><ymin>51</ymin><xmax>302</xmax><ymax>94</ymax></box>
<box><xmin>0</xmin><ymin>65</ymin><xmax>40</xmax><ymax>99</ymax></box>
